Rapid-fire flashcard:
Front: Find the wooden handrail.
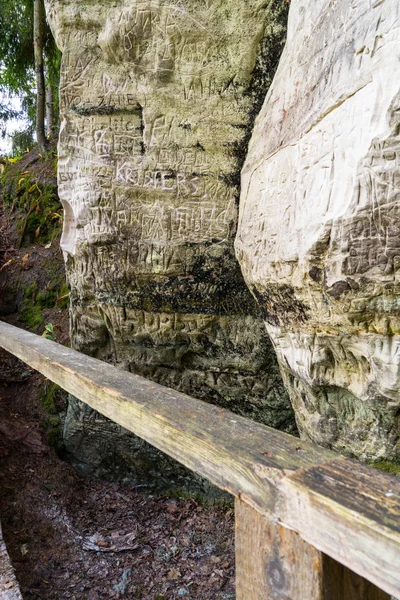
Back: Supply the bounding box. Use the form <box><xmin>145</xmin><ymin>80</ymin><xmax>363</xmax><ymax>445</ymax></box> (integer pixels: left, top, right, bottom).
<box><xmin>0</xmin><ymin>320</ymin><xmax>398</xmax><ymax>599</ymax></box>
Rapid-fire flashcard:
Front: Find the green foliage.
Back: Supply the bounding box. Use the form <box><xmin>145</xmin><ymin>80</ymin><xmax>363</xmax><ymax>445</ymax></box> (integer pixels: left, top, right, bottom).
<box><xmin>42</xmin><ymin>322</ymin><xmax>55</xmax><ymax>341</ymax></box>
<box><xmin>20</xmin><ymin>281</ymin><xmax>43</xmax><ymax>330</ymax></box>
<box><xmin>0</xmin><ymin>0</ymin><xmax>34</xmax><ymax>95</ymax></box>
<box><xmin>24</xmin><ymin>281</ymin><xmax>38</xmax><ymax>298</ymax></box>
<box><xmin>57</xmin><ymin>283</ymin><xmax>70</xmax><ymax>309</ymax></box>
<box><xmin>20</xmin><ymin>268</ymin><xmax>68</xmax><ymax>325</ymax></box>
<box><xmin>0</xmin><ymin>0</ymin><xmax>34</xmax><ymax>138</ymax></box>
<box><xmin>2</xmin><ymin>165</ymin><xmax>62</xmax><ymax>246</ymax></box>
<box><xmin>0</xmin><ymin>0</ymin><xmax>61</xmax><ymax>141</ymax></box>
<box><xmin>371</xmin><ymin>461</ymin><xmax>400</xmax><ymax>476</ymax></box>
<box><xmin>11</xmin><ymin>128</ymin><xmax>35</xmax><ymax>156</ymax></box>
<box><xmin>19</xmin><ymin>276</ymin><xmax>68</xmax><ymax>330</ymax></box>
<box><xmin>40</xmin><ymin>380</ymin><xmax>58</xmax><ymax>414</ymax></box>
<box><xmin>0</xmin><ymin>101</ymin><xmax>19</xmax><ymax>125</ymax></box>
<box><xmin>41</xmin><ymin>381</ymin><xmax>65</xmax><ymax>452</ymax></box>
<box><xmin>20</xmin><ymin>296</ymin><xmax>43</xmax><ymax>330</ymax></box>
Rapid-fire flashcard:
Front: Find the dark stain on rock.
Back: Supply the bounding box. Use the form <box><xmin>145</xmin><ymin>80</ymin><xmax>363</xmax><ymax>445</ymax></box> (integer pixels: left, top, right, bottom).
<box><xmin>71</xmin><ymin>104</ymin><xmax>142</xmax><ymax>117</ymax></box>
<box><xmin>251</xmin><ymin>284</ymin><xmax>310</xmax><ymax>327</ymax></box>
<box><xmin>326</xmin><ymin>280</ymin><xmax>351</xmax><ymax>300</ymax></box>
<box><xmin>346</xmin><ymin>277</ymin><xmax>360</xmax><ymax>291</ymax></box>
<box><xmin>222</xmin><ymin>1</ymin><xmax>289</xmax><ymax>194</ymax></box>
<box><xmin>71</xmin><ymin>245</ymin><xmax>261</xmax><ymax>317</ymax></box>
<box><xmin>309</xmin><ymin>266</ymin><xmax>323</xmax><ymax>284</ymax></box>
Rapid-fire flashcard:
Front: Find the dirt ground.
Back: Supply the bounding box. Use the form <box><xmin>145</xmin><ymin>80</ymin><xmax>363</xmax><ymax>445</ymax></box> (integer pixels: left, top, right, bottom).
<box><xmin>0</xmin><ymin>167</ymin><xmax>236</xmax><ymax>600</ymax></box>
<box><xmin>0</xmin><ymin>377</ymin><xmax>235</xmax><ymax>600</ymax></box>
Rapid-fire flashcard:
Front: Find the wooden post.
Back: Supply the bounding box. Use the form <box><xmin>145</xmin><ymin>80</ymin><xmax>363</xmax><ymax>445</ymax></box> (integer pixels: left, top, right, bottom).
<box><xmin>0</xmin><ymin>322</ymin><xmax>399</xmax><ymax>597</ymax></box>
<box><xmin>235</xmin><ymin>499</ymin><xmax>390</xmax><ymax>600</ymax></box>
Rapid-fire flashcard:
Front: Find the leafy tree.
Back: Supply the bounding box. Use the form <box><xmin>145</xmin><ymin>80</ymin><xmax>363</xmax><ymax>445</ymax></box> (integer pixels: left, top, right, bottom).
<box><xmin>0</xmin><ymin>101</ymin><xmax>19</xmax><ymax>126</ymax></box>
<box><xmin>11</xmin><ymin>128</ymin><xmax>35</xmax><ymax>156</ymax></box>
<box><xmin>0</xmin><ymin>0</ymin><xmax>34</xmax><ymax>95</ymax></box>
<box><xmin>44</xmin><ymin>17</ymin><xmax>60</xmax><ymax>137</ymax></box>
<box><xmin>0</xmin><ymin>0</ymin><xmax>60</xmax><ymax>151</ymax></box>
<box><xmin>34</xmin><ymin>0</ymin><xmax>46</xmax><ymax>151</ymax></box>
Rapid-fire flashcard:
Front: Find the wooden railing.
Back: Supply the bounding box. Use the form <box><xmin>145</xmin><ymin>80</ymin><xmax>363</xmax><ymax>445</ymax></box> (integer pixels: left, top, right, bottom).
<box><xmin>0</xmin><ymin>319</ymin><xmax>399</xmax><ymax>599</ymax></box>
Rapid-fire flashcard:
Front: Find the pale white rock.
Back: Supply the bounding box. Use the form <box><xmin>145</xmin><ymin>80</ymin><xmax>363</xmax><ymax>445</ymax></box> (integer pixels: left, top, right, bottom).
<box><xmin>0</xmin><ymin>522</ymin><xmax>23</xmax><ymax>600</ymax></box>
<box><xmin>236</xmin><ymin>0</ymin><xmax>400</xmax><ymax>461</ymax></box>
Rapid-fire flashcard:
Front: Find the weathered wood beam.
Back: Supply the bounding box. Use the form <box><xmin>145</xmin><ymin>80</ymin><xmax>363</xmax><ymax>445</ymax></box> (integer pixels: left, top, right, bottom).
<box><xmin>0</xmin><ymin>321</ymin><xmax>399</xmax><ymax>597</ymax></box>
<box><xmin>235</xmin><ymin>499</ymin><xmax>390</xmax><ymax>600</ymax></box>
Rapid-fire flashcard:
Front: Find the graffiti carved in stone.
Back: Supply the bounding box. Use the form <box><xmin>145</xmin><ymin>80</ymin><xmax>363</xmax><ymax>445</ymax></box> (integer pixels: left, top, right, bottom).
<box><xmin>45</xmin><ymin>0</ymin><xmax>293</xmax><ymax>482</ymax></box>
<box><xmin>237</xmin><ymin>0</ymin><xmax>400</xmax><ymax>461</ymax></box>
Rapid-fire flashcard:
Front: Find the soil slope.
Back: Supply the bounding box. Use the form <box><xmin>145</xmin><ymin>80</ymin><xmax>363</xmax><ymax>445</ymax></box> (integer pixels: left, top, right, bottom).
<box><xmin>0</xmin><ymin>151</ymin><xmax>235</xmax><ymax>600</ymax></box>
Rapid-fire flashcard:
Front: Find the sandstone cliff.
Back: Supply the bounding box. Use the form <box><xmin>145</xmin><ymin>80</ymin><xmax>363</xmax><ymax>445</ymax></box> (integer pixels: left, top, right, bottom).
<box><xmin>45</xmin><ymin>0</ymin><xmax>293</xmax><ymax>484</ymax></box>
<box><xmin>237</xmin><ymin>0</ymin><xmax>400</xmax><ymax>462</ymax></box>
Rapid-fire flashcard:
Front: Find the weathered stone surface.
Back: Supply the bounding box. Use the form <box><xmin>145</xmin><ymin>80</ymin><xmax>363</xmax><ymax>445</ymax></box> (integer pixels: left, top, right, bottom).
<box><xmin>0</xmin><ymin>522</ymin><xmax>23</xmax><ymax>600</ymax></box>
<box><xmin>45</xmin><ymin>0</ymin><xmax>294</xmax><ymax>481</ymax></box>
<box><xmin>236</xmin><ymin>0</ymin><xmax>400</xmax><ymax>461</ymax></box>
<box><xmin>0</xmin><ymin>348</ymin><xmax>31</xmax><ymax>382</ymax></box>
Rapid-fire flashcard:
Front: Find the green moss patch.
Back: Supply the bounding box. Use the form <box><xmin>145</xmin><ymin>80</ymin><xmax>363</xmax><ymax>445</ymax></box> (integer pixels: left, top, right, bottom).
<box><xmin>370</xmin><ymin>461</ymin><xmax>400</xmax><ymax>476</ymax></box>
<box><xmin>1</xmin><ymin>146</ymin><xmax>62</xmax><ymax>248</ymax></box>
<box><xmin>40</xmin><ymin>380</ymin><xmax>67</xmax><ymax>453</ymax></box>
<box><xmin>19</xmin><ymin>276</ymin><xmax>69</xmax><ymax>331</ymax></box>
<box><xmin>41</xmin><ymin>381</ymin><xmax>59</xmax><ymax>414</ymax></box>
<box><xmin>20</xmin><ymin>282</ymin><xmax>43</xmax><ymax>330</ymax></box>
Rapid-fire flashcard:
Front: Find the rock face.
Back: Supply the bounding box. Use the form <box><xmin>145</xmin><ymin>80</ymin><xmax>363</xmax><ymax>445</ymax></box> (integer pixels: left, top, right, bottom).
<box><xmin>45</xmin><ymin>0</ymin><xmax>294</xmax><ymax>483</ymax></box>
<box><xmin>0</xmin><ymin>349</ymin><xmax>30</xmax><ymax>383</ymax></box>
<box><xmin>237</xmin><ymin>0</ymin><xmax>400</xmax><ymax>461</ymax></box>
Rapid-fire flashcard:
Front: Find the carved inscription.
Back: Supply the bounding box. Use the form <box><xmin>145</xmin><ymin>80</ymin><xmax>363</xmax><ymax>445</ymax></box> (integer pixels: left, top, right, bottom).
<box><xmin>52</xmin><ymin>0</ymin><xmax>277</xmax><ymax>298</ymax></box>
<box><xmin>237</xmin><ymin>0</ymin><xmax>400</xmax><ymax>461</ymax></box>
<box><xmin>45</xmin><ymin>0</ymin><xmax>295</xmax><ymax>480</ymax></box>
<box><xmin>342</xmin><ymin>139</ymin><xmax>400</xmax><ymax>277</ymax></box>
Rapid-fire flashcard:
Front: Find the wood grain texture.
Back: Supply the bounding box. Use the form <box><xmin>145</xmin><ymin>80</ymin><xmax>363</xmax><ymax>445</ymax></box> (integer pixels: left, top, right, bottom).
<box><xmin>0</xmin><ymin>321</ymin><xmax>399</xmax><ymax>597</ymax></box>
<box><xmin>0</xmin><ymin>522</ymin><xmax>23</xmax><ymax>600</ymax></box>
<box><xmin>235</xmin><ymin>498</ymin><xmax>324</xmax><ymax>600</ymax></box>
<box><xmin>322</xmin><ymin>555</ymin><xmax>390</xmax><ymax>600</ymax></box>
<box><xmin>235</xmin><ymin>500</ymin><xmax>390</xmax><ymax>600</ymax></box>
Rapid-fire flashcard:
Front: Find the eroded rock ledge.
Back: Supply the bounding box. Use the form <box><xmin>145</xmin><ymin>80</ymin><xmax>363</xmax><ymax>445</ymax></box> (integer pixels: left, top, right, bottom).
<box><xmin>237</xmin><ymin>0</ymin><xmax>400</xmax><ymax>461</ymax></box>
<box><xmin>45</xmin><ymin>0</ymin><xmax>293</xmax><ymax>484</ymax></box>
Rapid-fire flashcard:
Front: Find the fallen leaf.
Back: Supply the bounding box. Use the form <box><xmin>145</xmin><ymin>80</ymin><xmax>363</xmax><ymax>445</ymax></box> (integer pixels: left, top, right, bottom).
<box><xmin>167</xmin><ymin>568</ymin><xmax>181</xmax><ymax>581</ymax></box>
<box><xmin>21</xmin><ymin>253</ymin><xmax>29</xmax><ymax>269</ymax></box>
<box><xmin>82</xmin><ymin>530</ymin><xmax>138</xmax><ymax>553</ymax></box>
